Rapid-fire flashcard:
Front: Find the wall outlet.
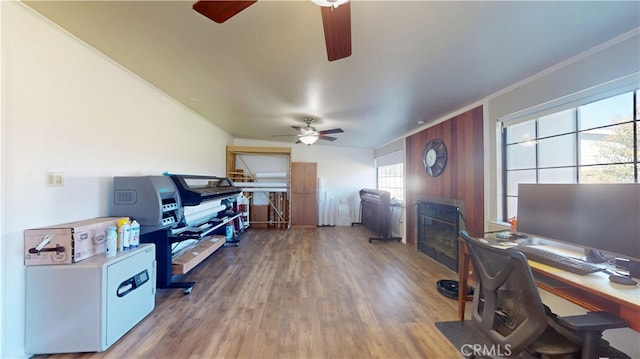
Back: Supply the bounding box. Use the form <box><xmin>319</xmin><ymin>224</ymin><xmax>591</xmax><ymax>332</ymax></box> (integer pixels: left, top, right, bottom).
<box><xmin>46</xmin><ymin>172</ymin><xmax>64</xmax><ymax>187</ymax></box>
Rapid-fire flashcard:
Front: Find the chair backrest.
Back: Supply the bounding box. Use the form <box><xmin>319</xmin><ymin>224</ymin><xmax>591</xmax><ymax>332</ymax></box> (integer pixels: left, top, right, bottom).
<box><xmin>459</xmin><ymin>230</ymin><xmax>547</xmax><ymax>355</ymax></box>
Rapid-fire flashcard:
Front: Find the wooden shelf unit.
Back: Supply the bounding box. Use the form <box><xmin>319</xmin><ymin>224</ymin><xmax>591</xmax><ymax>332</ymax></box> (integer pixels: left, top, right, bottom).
<box><xmin>226</xmin><ymin>146</ymin><xmax>292</xmax><ymax>229</ymax></box>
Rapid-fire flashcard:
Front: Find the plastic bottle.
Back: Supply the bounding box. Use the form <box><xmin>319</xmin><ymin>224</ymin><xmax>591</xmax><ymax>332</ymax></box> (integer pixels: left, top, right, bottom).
<box><xmin>130</xmin><ymin>219</ymin><xmax>140</xmax><ymax>248</ymax></box>
<box><xmin>117</xmin><ymin>218</ymin><xmax>131</xmax><ymax>251</ymax></box>
<box><xmin>106</xmin><ymin>226</ymin><xmax>117</xmax><ymax>257</ymax></box>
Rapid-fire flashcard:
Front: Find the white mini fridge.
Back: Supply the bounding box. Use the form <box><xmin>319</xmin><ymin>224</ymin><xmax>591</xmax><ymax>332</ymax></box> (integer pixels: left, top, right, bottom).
<box><xmin>26</xmin><ymin>244</ymin><xmax>156</xmax><ymax>354</ymax></box>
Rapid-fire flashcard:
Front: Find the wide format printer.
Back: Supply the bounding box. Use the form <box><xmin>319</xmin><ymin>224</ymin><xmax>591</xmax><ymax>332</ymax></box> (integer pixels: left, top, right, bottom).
<box><xmin>112</xmin><ymin>174</ymin><xmax>242</xmax><ymax>293</ymax></box>
<box><xmin>357</xmin><ymin>188</ymin><xmax>402</xmax><ymax>243</ymax></box>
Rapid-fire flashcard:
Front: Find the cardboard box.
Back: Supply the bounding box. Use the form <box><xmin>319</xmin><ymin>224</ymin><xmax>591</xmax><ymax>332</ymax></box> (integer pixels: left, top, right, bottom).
<box><xmin>172</xmin><ymin>235</ymin><xmax>225</xmax><ymax>275</ymax></box>
<box><xmin>250</xmin><ymin>205</ymin><xmax>269</xmax><ymax>229</ymax></box>
<box><xmin>24</xmin><ymin>217</ymin><xmax>126</xmax><ymax>265</ymax></box>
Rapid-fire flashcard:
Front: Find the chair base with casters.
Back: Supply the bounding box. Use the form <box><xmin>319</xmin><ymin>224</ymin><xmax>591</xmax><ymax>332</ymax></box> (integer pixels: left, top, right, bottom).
<box><xmin>458</xmin><ymin>230</ymin><xmax>630</xmax><ymax>359</ymax></box>
<box><xmin>546</xmin><ymin>311</ymin><xmax>631</xmax><ymax>359</ymax></box>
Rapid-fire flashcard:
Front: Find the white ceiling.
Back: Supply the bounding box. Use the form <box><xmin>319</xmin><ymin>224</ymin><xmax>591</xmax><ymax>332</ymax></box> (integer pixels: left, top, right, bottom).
<box><xmin>24</xmin><ymin>1</ymin><xmax>640</xmax><ymax>149</ymax></box>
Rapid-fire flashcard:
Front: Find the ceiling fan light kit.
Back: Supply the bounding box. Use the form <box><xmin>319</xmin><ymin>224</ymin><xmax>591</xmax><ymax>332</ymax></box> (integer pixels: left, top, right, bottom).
<box><xmin>272</xmin><ymin>118</ymin><xmax>344</xmax><ymax>145</ymax></box>
<box><xmin>311</xmin><ymin>0</ymin><xmax>349</xmax><ymax>9</ymax></box>
<box><xmin>299</xmin><ymin>134</ymin><xmax>320</xmax><ymax>145</ymax></box>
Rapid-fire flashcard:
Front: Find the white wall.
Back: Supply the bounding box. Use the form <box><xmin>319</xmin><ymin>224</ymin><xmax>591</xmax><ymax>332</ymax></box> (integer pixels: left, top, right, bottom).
<box><xmin>233</xmin><ymin>138</ymin><xmax>375</xmax><ymax>225</ymax></box>
<box><xmin>1</xmin><ymin>2</ymin><xmax>232</xmax><ymax>358</ymax></box>
<box><xmin>295</xmin><ymin>143</ymin><xmax>374</xmax><ymax>226</ymax></box>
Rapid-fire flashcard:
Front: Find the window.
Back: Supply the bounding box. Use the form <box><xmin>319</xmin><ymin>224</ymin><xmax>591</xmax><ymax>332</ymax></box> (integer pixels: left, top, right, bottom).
<box><xmin>377</xmin><ymin>163</ymin><xmax>403</xmax><ymax>201</ymax></box>
<box><xmin>503</xmin><ymin>90</ymin><xmax>639</xmax><ymax>220</ymax></box>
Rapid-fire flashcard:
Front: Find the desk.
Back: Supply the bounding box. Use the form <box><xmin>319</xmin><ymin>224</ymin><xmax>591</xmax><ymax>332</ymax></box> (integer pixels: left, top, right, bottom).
<box><xmin>457</xmin><ymin>239</ymin><xmax>640</xmax><ymax>332</ymax></box>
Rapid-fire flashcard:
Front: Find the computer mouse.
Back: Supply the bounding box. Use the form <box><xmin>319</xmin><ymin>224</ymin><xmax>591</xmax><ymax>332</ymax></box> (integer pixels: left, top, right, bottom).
<box><xmin>608</xmin><ymin>274</ymin><xmax>637</xmax><ymax>286</ymax></box>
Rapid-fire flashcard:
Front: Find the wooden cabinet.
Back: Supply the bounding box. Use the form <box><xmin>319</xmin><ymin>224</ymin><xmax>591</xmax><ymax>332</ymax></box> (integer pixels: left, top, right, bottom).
<box><xmin>290</xmin><ymin>162</ymin><xmax>317</xmax><ymax>228</ymax></box>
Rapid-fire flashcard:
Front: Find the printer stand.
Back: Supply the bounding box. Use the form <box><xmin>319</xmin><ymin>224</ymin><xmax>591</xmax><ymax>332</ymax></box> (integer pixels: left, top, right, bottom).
<box><xmin>224</xmin><ymin>240</ymin><xmax>240</xmax><ymax>247</ymax></box>
<box><xmin>141</xmin><ymin>214</ymin><xmax>239</xmax><ymax>294</ymax></box>
<box><xmin>141</xmin><ymin>229</ymin><xmax>196</xmax><ymax>294</ymax></box>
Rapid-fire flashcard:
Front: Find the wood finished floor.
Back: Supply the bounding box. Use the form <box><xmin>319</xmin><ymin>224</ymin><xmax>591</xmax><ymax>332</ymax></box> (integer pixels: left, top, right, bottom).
<box><xmin>35</xmin><ymin>226</ymin><xmax>463</xmax><ymax>359</ymax></box>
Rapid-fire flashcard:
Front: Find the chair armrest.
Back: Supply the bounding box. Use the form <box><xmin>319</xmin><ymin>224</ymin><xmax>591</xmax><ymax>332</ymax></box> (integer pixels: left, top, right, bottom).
<box><xmin>558</xmin><ymin>311</ymin><xmax>628</xmax><ymax>332</ymax></box>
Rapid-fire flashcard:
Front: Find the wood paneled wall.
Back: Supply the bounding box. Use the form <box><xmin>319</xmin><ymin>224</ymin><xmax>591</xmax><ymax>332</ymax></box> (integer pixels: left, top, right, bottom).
<box><xmin>405</xmin><ymin>106</ymin><xmax>484</xmax><ymax>248</ymax></box>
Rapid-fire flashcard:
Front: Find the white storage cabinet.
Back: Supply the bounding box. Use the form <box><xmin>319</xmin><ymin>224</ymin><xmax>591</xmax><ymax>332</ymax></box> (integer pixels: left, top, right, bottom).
<box><xmin>26</xmin><ymin>244</ymin><xmax>156</xmax><ymax>354</ymax></box>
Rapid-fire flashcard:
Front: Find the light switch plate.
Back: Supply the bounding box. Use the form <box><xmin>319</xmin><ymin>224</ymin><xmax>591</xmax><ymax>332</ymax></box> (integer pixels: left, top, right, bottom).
<box><xmin>46</xmin><ymin>172</ymin><xmax>64</xmax><ymax>187</ymax></box>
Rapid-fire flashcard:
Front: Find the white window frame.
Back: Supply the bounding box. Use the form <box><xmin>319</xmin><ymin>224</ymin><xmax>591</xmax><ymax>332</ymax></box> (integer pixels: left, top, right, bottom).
<box><xmin>375</xmin><ymin>150</ymin><xmax>404</xmax><ymax>202</ymax></box>
<box><xmin>499</xmin><ymin>76</ymin><xmax>639</xmax><ymax>221</ymax></box>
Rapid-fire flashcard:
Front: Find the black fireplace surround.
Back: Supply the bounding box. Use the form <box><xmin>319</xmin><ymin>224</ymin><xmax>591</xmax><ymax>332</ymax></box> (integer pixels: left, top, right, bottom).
<box><xmin>417</xmin><ymin>200</ymin><xmax>460</xmax><ymax>272</ymax></box>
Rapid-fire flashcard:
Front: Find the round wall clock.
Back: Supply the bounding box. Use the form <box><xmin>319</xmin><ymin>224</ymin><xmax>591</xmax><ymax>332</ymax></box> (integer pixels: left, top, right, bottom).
<box><xmin>423</xmin><ymin>138</ymin><xmax>448</xmax><ymax>177</ymax></box>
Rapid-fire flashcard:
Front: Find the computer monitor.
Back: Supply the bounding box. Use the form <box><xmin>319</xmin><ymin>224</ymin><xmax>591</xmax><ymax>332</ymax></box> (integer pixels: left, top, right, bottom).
<box><xmin>516</xmin><ymin>183</ymin><xmax>640</xmax><ymax>262</ymax></box>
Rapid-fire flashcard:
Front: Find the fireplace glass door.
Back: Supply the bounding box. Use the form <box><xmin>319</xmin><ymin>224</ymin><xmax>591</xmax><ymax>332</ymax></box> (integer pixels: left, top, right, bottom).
<box><xmin>417</xmin><ymin>201</ymin><xmax>459</xmax><ymax>272</ymax></box>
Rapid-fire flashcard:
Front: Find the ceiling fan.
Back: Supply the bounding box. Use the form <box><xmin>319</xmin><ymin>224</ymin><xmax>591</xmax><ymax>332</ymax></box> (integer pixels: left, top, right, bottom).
<box><xmin>192</xmin><ymin>0</ymin><xmax>352</xmax><ymax>61</ymax></box>
<box><xmin>274</xmin><ymin>118</ymin><xmax>344</xmax><ymax>145</ymax></box>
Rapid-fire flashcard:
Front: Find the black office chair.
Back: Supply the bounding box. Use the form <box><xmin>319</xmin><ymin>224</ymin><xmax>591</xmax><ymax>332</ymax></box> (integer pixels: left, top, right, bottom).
<box><xmin>459</xmin><ymin>230</ymin><xmax>629</xmax><ymax>359</ymax></box>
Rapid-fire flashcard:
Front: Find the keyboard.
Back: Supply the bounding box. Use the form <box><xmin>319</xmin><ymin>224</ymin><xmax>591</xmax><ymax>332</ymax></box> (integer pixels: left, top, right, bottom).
<box><xmin>514</xmin><ymin>245</ymin><xmax>604</xmax><ymax>276</ymax></box>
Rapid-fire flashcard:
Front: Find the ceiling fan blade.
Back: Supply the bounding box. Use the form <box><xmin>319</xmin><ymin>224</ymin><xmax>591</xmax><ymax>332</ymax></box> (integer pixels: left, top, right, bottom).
<box><xmin>291</xmin><ymin>126</ymin><xmax>304</xmax><ymax>131</ymax></box>
<box><xmin>320</xmin><ymin>2</ymin><xmax>352</xmax><ymax>61</ymax></box>
<box><xmin>319</xmin><ymin>135</ymin><xmax>338</xmax><ymax>141</ymax></box>
<box><xmin>193</xmin><ymin>0</ymin><xmax>257</xmax><ymax>24</ymax></box>
<box><xmin>318</xmin><ymin>128</ymin><xmax>344</xmax><ymax>135</ymax></box>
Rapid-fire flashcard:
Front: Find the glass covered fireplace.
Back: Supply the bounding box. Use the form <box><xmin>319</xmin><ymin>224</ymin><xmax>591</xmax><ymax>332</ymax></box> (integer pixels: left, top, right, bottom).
<box><xmin>417</xmin><ymin>200</ymin><xmax>460</xmax><ymax>272</ymax></box>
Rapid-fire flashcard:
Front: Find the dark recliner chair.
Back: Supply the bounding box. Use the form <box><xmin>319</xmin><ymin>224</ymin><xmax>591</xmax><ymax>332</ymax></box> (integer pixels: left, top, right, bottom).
<box><xmin>459</xmin><ymin>230</ymin><xmax>629</xmax><ymax>359</ymax></box>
